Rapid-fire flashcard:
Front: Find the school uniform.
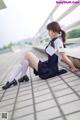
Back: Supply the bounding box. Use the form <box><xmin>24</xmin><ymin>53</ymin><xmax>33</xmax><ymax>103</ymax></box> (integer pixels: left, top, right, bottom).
<box><xmin>34</xmin><ymin>36</ymin><xmax>66</xmax><ymax>79</ymax></box>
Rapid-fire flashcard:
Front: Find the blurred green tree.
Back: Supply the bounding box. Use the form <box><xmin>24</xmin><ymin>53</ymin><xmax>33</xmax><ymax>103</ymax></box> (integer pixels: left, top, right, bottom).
<box><xmin>67</xmin><ymin>29</ymin><xmax>80</xmax><ymax>39</ymax></box>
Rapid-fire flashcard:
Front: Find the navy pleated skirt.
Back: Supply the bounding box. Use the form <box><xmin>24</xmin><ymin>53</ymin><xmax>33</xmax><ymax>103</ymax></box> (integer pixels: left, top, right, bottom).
<box><xmin>34</xmin><ymin>54</ymin><xmax>58</xmax><ymax>79</ymax></box>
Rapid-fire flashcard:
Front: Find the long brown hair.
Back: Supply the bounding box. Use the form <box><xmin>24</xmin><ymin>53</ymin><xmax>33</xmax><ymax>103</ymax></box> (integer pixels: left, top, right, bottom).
<box><xmin>47</xmin><ymin>21</ymin><xmax>66</xmax><ymax>43</ymax></box>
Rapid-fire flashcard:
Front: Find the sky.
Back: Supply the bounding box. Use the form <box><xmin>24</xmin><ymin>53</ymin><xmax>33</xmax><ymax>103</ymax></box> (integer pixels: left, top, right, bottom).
<box><xmin>0</xmin><ymin>0</ymin><xmax>56</xmax><ymax>47</ymax></box>
<box><xmin>0</xmin><ymin>0</ymin><xmax>80</xmax><ymax>48</ymax></box>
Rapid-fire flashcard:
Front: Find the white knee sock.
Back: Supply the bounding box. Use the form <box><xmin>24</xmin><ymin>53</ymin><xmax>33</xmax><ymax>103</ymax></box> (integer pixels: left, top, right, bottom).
<box><xmin>5</xmin><ymin>63</ymin><xmax>22</xmax><ymax>83</ymax></box>
<box><xmin>20</xmin><ymin>59</ymin><xmax>29</xmax><ymax>78</ymax></box>
<box><xmin>5</xmin><ymin>59</ymin><xmax>29</xmax><ymax>83</ymax></box>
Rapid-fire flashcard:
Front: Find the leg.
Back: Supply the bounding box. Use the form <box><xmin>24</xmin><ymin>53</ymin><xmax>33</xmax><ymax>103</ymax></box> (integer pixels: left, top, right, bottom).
<box><xmin>18</xmin><ymin>59</ymin><xmax>29</xmax><ymax>83</ymax></box>
<box><xmin>2</xmin><ymin>63</ymin><xmax>23</xmax><ymax>90</ymax></box>
<box><xmin>4</xmin><ymin>59</ymin><xmax>29</xmax><ymax>83</ymax></box>
<box><xmin>18</xmin><ymin>52</ymin><xmax>39</xmax><ymax>83</ymax></box>
<box><xmin>24</xmin><ymin>51</ymin><xmax>39</xmax><ymax>71</ymax></box>
<box><xmin>7</xmin><ymin>52</ymin><xmax>39</xmax><ymax>80</ymax></box>
<box><xmin>2</xmin><ymin>52</ymin><xmax>39</xmax><ymax>90</ymax></box>
<box><xmin>20</xmin><ymin>59</ymin><xmax>29</xmax><ymax>77</ymax></box>
<box><xmin>2</xmin><ymin>60</ymin><xmax>29</xmax><ymax>90</ymax></box>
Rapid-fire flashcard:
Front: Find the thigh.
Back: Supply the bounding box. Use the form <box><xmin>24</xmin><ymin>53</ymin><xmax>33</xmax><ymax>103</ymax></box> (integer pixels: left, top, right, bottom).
<box><xmin>25</xmin><ymin>52</ymin><xmax>40</xmax><ymax>71</ymax></box>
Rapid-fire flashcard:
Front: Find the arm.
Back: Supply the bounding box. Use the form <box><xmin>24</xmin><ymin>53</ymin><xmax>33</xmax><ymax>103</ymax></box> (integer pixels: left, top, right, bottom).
<box><xmin>55</xmin><ymin>38</ymin><xmax>78</xmax><ymax>71</ymax></box>
<box><xmin>60</xmin><ymin>52</ymin><xmax>77</xmax><ymax>71</ymax></box>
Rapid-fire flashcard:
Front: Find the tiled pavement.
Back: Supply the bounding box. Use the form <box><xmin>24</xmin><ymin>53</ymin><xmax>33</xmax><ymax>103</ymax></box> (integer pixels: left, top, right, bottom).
<box><xmin>0</xmin><ymin>48</ymin><xmax>80</xmax><ymax>120</ymax></box>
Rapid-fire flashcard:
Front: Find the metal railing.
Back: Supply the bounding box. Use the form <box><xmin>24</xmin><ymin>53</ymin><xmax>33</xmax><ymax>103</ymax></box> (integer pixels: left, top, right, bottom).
<box><xmin>33</xmin><ymin>3</ymin><xmax>80</xmax><ymax>46</ymax></box>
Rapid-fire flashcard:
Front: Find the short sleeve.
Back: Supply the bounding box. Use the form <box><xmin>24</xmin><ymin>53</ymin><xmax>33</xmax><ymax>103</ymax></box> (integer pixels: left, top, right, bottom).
<box><xmin>54</xmin><ymin>38</ymin><xmax>65</xmax><ymax>53</ymax></box>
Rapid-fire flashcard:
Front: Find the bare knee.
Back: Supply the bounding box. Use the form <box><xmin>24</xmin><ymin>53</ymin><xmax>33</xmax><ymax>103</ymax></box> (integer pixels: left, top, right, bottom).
<box><xmin>24</xmin><ymin>51</ymin><xmax>33</xmax><ymax>60</ymax></box>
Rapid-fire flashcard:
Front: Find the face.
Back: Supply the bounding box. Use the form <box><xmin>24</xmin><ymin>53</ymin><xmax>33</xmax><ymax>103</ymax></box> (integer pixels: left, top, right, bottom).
<box><xmin>48</xmin><ymin>30</ymin><xmax>55</xmax><ymax>38</ymax></box>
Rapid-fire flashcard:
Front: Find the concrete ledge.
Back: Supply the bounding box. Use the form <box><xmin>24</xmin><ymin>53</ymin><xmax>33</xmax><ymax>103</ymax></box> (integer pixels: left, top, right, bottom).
<box><xmin>65</xmin><ymin>47</ymin><xmax>80</xmax><ymax>68</ymax></box>
<box><xmin>33</xmin><ymin>46</ymin><xmax>45</xmax><ymax>53</ymax></box>
<box><xmin>33</xmin><ymin>46</ymin><xmax>80</xmax><ymax>68</ymax></box>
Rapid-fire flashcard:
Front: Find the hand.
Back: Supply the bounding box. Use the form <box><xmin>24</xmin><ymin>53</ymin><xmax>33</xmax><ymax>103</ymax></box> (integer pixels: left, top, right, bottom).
<box><xmin>69</xmin><ymin>67</ymin><xmax>79</xmax><ymax>72</ymax></box>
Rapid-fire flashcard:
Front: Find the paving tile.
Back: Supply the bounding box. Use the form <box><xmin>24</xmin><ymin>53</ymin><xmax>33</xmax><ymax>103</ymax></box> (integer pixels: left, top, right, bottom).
<box><xmin>6</xmin><ymin>86</ymin><xmax>18</xmax><ymax>92</ymax></box>
<box><xmin>36</xmin><ymin>99</ymin><xmax>56</xmax><ymax>111</ymax></box>
<box><xmin>63</xmin><ymin>76</ymin><xmax>79</xmax><ymax>82</ymax></box>
<box><xmin>66</xmin><ymin>112</ymin><xmax>80</xmax><ymax>120</ymax></box>
<box><xmin>54</xmin><ymin>88</ymin><xmax>73</xmax><ymax>97</ymax></box>
<box><xmin>14</xmin><ymin>114</ymin><xmax>34</xmax><ymax>120</ymax></box>
<box><xmin>48</xmin><ymin>77</ymin><xmax>61</xmax><ymax>83</ymax></box>
<box><xmin>34</xmin><ymin>89</ymin><xmax>50</xmax><ymax>97</ymax></box>
<box><xmin>0</xmin><ymin>93</ymin><xmax>2</xmax><ymax>98</ymax></box>
<box><xmin>18</xmin><ymin>90</ymin><xmax>32</xmax><ymax>97</ymax></box>
<box><xmin>0</xmin><ymin>98</ymin><xmax>15</xmax><ymax>107</ymax></box>
<box><xmin>33</xmin><ymin>80</ymin><xmax>45</xmax><ymax>85</ymax></box>
<box><xmin>4</xmin><ymin>90</ymin><xmax>17</xmax><ymax>96</ymax></box>
<box><xmin>60</xmin><ymin>72</ymin><xmax>71</xmax><ymax>76</ymax></box>
<box><xmin>4</xmin><ymin>89</ymin><xmax>17</xmax><ymax>95</ymax></box>
<box><xmin>49</xmin><ymin>80</ymin><xmax>64</xmax><ymax>87</ymax></box>
<box><xmin>35</xmin><ymin>93</ymin><xmax>52</xmax><ymax>103</ymax></box>
<box><xmin>0</xmin><ymin>104</ymin><xmax>14</xmax><ymax>112</ymax></box>
<box><xmin>55</xmin><ymin>118</ymin><xmax>64</xmax><ymax>120</ymax></box>
<box><xmin>32</xmin><ymin>76</ymin><xmax>39</xmax><ymax>81</ymax></box>
<box><xmin>37</xmin><ymin>107</ymin><xmax>61</xmax><ymax>120</ymax></box>
<box><xmin>72</xmin><ymin>85</ymin><xmax>80</xmax><ymax>91</ymax></box>
<box><xmin>68</xmin><ymin>80</ymin><xmax>80</xmax><ymax>87</ymax></box>
<box><xmin>2</xmin><ymin>94</ymin><xmax>16</xmax><ymax>101</ymax></box>
<box><xmin>77</xmin><ymin>91</ymin><xmax>80</xmax><ymax>95</ymax></box>
<box><xmin>19</xmin><ymin>86</ymin><xmax>31</xmax><ymax>92</ymax></box>
<box><xmin>15</xmin><ymin>99</ymin><xmax>33</xmax><ymax>109</ymax></box>
<box><xmin>0</xmin><ymin>87</ymin><xmax>3</xmax><ymax>91</ymax></box>
<box><xmin>33</xmin><ymin>82</ymin><xmax>46</xmax><ymax>88</ymax></box>
<box><xmin>61</xmin><ymin>100</ymin><xmax>80</xmax><ymax>114</ymax></box>
<box><xmin>34</xmin><ymin>85</ymin><xmax>48</xmax><ymax>92</ymax></box>
<box><xmin>0</xmin><ymin>90</ymin><xmax>3</xmax><ymax>94</ymax></box>
<box><xmin>20</xmin><ymin>82</ymin><xmax>31</xmax><ymax>88</ymax></box>
<box><xmin>52</xmin><ymin>84</ymin><xmax>68</xmax><ymax>92</ymax></box>
<box><xmin>35</xmin><ymin>84</ymin><xmax>48</xmax><ymax>90</ymax></box>
<box><xmin>17</xmin><ymin>94</ymin><xmax>32</xmax><ymax>102</ymax></box>
<box><xmin>57</xmin><ymin>93</ymin><xmax>79</xmax><ymax>104</ymax></box>
<box><xmin>52</xmin><ymin>118</ymin><xmax>63</xmax><ymax>120</ymax></box>
<box><xmin>8</xmin><ymin>112</ymin><xmax>12</xmax><ymax>120</ymax></box>
<box><xmin>13</xmin><ymin>106</ymin><xmax>33</xmax><ymax>119</ymax></box>
<box><xmin>61</xmin><ymin>74</ymin><xmax>76</xmax><ymax>79</ymax></box>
